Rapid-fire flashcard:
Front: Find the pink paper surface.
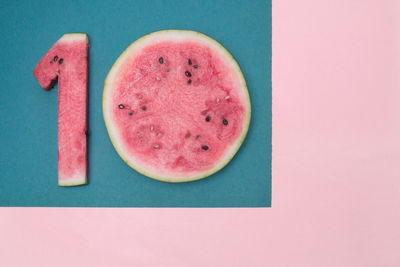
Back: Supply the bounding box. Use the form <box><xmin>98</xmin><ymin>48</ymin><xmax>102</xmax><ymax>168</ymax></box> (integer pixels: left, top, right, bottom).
<box><xmin>1</xmin><ymin>0</ymin><xmax>399</xmax><ymax>266</ymax></box>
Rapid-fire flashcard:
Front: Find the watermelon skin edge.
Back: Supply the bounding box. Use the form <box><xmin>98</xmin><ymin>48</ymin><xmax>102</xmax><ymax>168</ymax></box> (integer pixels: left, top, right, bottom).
<box><xmin>103</xmin><ymin>30</ymin><xmax>251</xmax><ymax>183</ymax></box>
<box><xmin>58</xmin><ymin>174</ymin><xmax>87</xmax><ymax>187</ymax></box>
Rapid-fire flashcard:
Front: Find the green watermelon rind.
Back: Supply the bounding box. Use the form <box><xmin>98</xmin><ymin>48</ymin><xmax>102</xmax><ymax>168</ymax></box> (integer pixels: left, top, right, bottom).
<box><xmin>103</xmin><ymin>30</ymin><xmax>251</xmax><ymax>183</ymax></box>
<box><xmin>58</xmin><ymin>176</ymin><xmax>87</xmax><ymax>187</ymax></box>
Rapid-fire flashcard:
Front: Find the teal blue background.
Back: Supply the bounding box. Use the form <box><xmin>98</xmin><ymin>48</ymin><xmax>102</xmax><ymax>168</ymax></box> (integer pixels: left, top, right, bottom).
<box><xmin>0</xmin><ymin>0</ymin><xmax>271</xmax><ymax>207</ymax></box>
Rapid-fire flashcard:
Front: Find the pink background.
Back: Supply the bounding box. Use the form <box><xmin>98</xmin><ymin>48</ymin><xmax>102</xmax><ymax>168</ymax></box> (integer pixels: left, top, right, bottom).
<box><xmin>1</xmin><ymin>0</ymin><xmax>399</xmax><ymax>265</ymax></box>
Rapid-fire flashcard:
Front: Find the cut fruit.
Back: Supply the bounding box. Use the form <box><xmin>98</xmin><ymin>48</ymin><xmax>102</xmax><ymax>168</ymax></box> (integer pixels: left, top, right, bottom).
<box><xmin>103</xmin><ymin>30</ymin><xmax>251</xmax><ymax>182</ymax></box>
<box><xmin>34</xmin><ymin>33</ymin><xmax>88</xmax><ymax>186</ymax></box>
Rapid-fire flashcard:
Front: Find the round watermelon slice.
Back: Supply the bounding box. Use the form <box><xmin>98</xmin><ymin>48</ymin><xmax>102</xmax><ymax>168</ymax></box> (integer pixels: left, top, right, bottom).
<box><xmin>103</xmin><ymin>30</ymin><xmax>251</xmax><ymax>182</ymax></box>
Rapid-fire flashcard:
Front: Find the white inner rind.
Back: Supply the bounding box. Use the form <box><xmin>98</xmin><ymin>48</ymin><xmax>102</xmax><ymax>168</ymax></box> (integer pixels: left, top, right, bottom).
<box><xmin>59</xmin><ymin>33</ymin><xmax>88</xmax><ymax>43</ymax></box>
<box><xmin>58</xmin><ymin>173</ymin><xmax>87</xmax><ymax>186</ymax></box>
<box><xmin>103</xmin><ymin>30</ymin><xmax>251</xmax><ymax>183</ymax></box>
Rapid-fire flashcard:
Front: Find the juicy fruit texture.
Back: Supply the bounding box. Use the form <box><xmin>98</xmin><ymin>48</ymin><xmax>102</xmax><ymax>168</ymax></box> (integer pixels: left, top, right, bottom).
<box><xmin>33</xmin><ymin>33</ymin><xmax>88</xmax><ymax>186</ymax></box>
<box><xmin>103</xmin><ymin>30</ymin><xmax>251</xmax><ymax>182</ymax></box>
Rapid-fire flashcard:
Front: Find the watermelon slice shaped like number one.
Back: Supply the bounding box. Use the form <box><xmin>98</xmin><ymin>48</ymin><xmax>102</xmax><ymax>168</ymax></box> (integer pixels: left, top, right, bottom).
<box><xmin>34</xmin><ymin>33</ymin><xmax>88</xmax><ymax>186</ymax></box>
<box><xmin>103</xmin><ymin>30</ymin><xmax>251</xmax><ymax>182</ymax></box>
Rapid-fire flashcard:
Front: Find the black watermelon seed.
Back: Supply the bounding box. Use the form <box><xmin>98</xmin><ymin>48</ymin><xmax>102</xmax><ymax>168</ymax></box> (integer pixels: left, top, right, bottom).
<box><xmin>202</xmin><ymin>145</ymin><xmax>209</xmax><ymax>151</ymax></box>
<box><xmin>141</xmin><ymin>105</ymin><xmax>147</xmax><ymax>111</ymax></box>
<box><xmin>188</xmin><ymin>59</ymin><xmax>192</xmax><ymax>65</ymax></box>
<box><xmin>53</xmin><ymin>56</ymin><xmax>58</xmax><ymax>62</ymax></box>
<box><xmin>193</xmin><ymin>65</ymin><xmax>198</xmax><ymax>69</ymax></box>
<box><xmin>129</xmin><ymin>112</ymin><xmax>133</xmax><ymax>116</ymax></box>
<box><xmin>223</xmin><ymin>118</ymin><xmax>228</xmax><ymax>125</ymax></box>
<box><xmin>205</xmin><ymin>116</ymin><xmax>211</xmax><ymax>122</ymax></box>
<box><xmin>159</xmin><ymin>57</ymin><xmax>164</xmax><ymax>64</ymax></box>
<box><xmin>58</xmin><ymin>58</ymin><xmax>63</xmax><ymax>64</ymax></box>
<box><xmin>118</xmin><ymin>104</ymin><xmax>125</xmax><ymax>109</ymax></box>
<box><xmin>185</xmin><ymin>71</ymin><xmax>191</xmax><ymax>77</ymax></box>
<box><xmin>196</xmin><ymin>135</ymin><xmax>201</xmax><ymax>139</ymax></box>
<box><xmin>48</xmin><ymin>78</ymin><xmax>58</xmax><ymax>89</ymax></box>
<box><xmin>187</xmin><ymin>79</ymin><xmax>192</xmax><ymax>84</ymax></box>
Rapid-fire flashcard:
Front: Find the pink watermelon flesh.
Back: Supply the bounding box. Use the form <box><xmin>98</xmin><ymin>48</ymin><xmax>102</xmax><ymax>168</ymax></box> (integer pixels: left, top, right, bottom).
<box><xmin>33</xmin><ymin>34</ymin><xmax>88</xmax><ymax>186</ymax></box>
<box><xmin>104</xmin><ymin>31</ymin><xmax>250</xmax><ymax>182</ymax></box>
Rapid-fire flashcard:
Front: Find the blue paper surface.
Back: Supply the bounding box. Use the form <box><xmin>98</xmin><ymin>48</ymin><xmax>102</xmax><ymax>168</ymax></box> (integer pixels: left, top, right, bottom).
<box><xmin>0</xmin><ymin>0</ymin><xmax>271</xmax><ymax>207</ymax></box>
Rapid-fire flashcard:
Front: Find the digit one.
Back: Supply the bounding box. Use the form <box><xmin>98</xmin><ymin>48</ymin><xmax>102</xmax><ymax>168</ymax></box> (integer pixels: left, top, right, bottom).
<box><xmin>33</xmin><ymin>33</ymin><xmax>88</xmax><ymax>186</ymax></box>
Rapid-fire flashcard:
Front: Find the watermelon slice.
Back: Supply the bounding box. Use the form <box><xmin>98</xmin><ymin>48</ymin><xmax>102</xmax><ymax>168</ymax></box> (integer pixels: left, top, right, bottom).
<box><xmin>34</xmin><ymin>33</ymin><xmax>88</xmax><ymax>186</ymax></box>
<box><xmin>103</xmin><ymin>30</ymin><xmax>251</xmax><ymax>182</ymax></box>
